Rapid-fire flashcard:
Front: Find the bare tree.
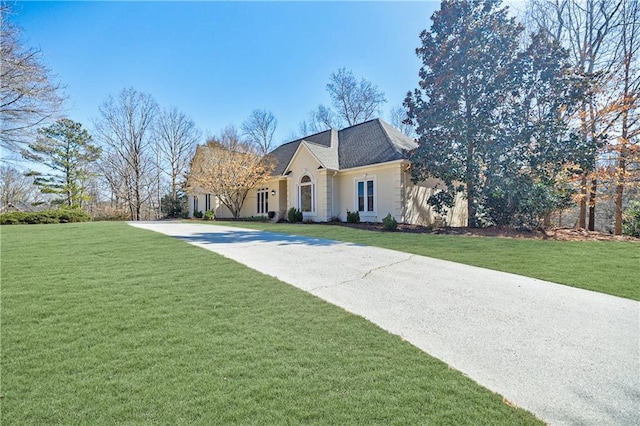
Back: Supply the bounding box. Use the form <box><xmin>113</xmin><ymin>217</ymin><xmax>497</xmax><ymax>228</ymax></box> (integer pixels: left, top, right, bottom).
<box><xmin>294</xmin><ymin>68</ymin><xmax>386</xmax><ymax>137</ymax></box>
<box><xmin>0</xmin><ymin>3</ymin><xmax>63</xmax><ymax>154</ymax></box>
<box><xmin>97</xmin><ymin>149</ymin><xmax>129</xmax><ymax>211</ymax></box>
<box><xmin>566</xmin><ymin>0</ymin><xmax>623</xmax><ymax>230</ymax></box>
<box><xmin>389</xmin><ymin>105</ymin><xmax>416</xmax><ymax>138</ymax></box>
<box><xmin>326</xmin><ymin>67</ymin><xmax>386</xmax><ymax>126</ymax></box>
<box><xmin>297</xmin><ymin>105</ymin><xmax>340</xmax><ymax>136</ymax></box>
<box><xmin>527</xmin><ymin>0</ymin><xmax>623</xmax><ymax>230</ymax></box>
<box><xmin>93</xmin><ymin>88</ymin><xmax>158</xmax><ymax>220</ymax></box>
<box><xmin>0</xmin><ymin>164</ymin><xmax>36</xmax><ymax>210</ymax></box>
<box><xmin>241</xmin><ymin>109</ymin><xmax>278</xmax><ymax>155</ymax></box>
<box><xmin>187</xmin><ymin>126</ymin><xmax>275</xmax><ymax>218</ymax></box>
<box><xmin>153</xmin><ymin>106</ymin><xmax>200</xmax><ymax>217</ymax></box>
<box><xmin>611</xmin><ymin>0</ymin><xmax>640</xmax><ymax>234</ymax></box>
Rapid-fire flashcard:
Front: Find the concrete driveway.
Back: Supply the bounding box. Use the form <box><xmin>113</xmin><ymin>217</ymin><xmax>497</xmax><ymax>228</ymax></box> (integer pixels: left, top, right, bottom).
<box><xmin>130</xmin><ymin>222</ymin><xmax>639</xmax><ymax>425</ymax></box>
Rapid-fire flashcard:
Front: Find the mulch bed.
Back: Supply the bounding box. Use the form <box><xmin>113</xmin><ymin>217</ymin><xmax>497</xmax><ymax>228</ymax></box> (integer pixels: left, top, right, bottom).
<box><xmin>211</xmin><ymin>217</ymin><xmax>638</xmax><ymax>242</ymax></box>
<box><xmin>328</xmin><ymin>222</ymin><xmax>639</xmax><ymax>242</ymax></box>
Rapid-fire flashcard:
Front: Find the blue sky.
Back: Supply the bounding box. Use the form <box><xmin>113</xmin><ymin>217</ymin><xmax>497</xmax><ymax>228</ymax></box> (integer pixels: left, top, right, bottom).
<box><xmin>11</xmin><ymin>1</ymin><xmax>441</xmax><ymax>144</ymax></box>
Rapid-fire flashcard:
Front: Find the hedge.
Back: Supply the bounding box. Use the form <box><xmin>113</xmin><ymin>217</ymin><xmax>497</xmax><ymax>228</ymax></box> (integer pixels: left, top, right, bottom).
<box><xmin>0</xmin><ymin>209</ymin><xmax>91</xmax><ymax>225</ymax></box>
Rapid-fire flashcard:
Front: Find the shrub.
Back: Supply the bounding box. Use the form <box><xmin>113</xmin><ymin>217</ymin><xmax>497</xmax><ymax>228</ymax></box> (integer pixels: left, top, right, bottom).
<box><xmin>267</xmin><ymin>211</ymin><xmax>276</xmax><ymax>220</ymax></box>
<box><xmin>287</xmin><ymin>207</ymin><xmax>303</xmax><ymax>223</ymax></box>
<box><xmin>242</xmin><ymin>215</ymin><xmax>268</xmax><ymax>221</ymax></box>
<box><xmin>204</xmin><ymin>210</ymin><xmax>215</xmax><ymax>221</ymax></box>
<box><xmin>0</xmin><ymin>208</ymin><xmax>90</xmax><ymax>225</ymax></box>
<box><xmin>56</xmin><ymin>208</ymin><xmax>91</xmax><ymax>223</ymax></box>
<box><xmin>346</xmin><ymin>210</ymin><xmax>360</xmax><ymax>224</ymax></box>
<box><xmin>382</xmin><ymin>213</ymin><xmax>398</xmax><ymax>231</ymax></box>
<box><xmin>193</xmin><ymin>210</ymin><xmax>203</xmax><ymax>219</ymax></box>
<box><xmin>92</xmin><ymin>208</ymin><xmax>130</xmax><ymax>221</ymax></box>
<box><xmin>622</xmin><ymin>200</ymin><xmax>640</xmax><ymax>237</ymax></box>
<box><xmin>161</xmin><ymin>193</ymin><xmax>188</xmax><ymax>218</ymax></box>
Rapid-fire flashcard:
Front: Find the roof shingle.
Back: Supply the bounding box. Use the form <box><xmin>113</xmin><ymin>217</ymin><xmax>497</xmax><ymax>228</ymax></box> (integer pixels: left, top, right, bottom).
<box><xmin>268</xmin><ymin>119</ymin><xmax>416</xmax><ymax>176</ymax></box>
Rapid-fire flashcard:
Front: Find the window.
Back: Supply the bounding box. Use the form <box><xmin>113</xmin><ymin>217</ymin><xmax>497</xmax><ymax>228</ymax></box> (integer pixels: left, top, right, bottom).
<box><xmin>356</xmin><ymin>178</ymin><xmax>375</xmax><ymax>214</ymax></box>
<box><xmin>257</xmin><ymin>188</ymin><xmax>269</xmax><ymax>214</ymax></box>
<box><xmin>299</xmin><ymin>175</ymin><xmax>314</xmax><ymax>213</ymax></box>
<box><xmin>193</xmin><ymin>196</ymin><xmax>199</xmax><ymax>213</ymax></box>
<box><xmin>205</xmin><ymin>194</ymin><xmax>211</xmax><ymax>212</ymax></box>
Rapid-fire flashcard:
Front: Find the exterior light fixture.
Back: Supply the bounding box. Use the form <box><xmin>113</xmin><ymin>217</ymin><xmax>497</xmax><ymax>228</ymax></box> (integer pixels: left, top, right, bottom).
<box><xmin>271</xmin><ymin>190</ymin><xmax>276</xmax><ymax>196</ymax></box>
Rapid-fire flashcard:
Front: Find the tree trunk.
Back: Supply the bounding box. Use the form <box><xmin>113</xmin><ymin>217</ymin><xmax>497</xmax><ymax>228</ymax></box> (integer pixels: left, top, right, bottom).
<box><xmin>578</xmin><ymin>175</ymin><xmax>587</xmax><ymax>228</ymax></box>
<box><xmin>614</xmin><ymin>158</ymin><xmax>625</xmax><ymax>235</ymax></box>
<box><xmin>578</xmin><ymin>100</ymin><xmax>589</xmax><ymax>229</ymax></box>
<box><xmin>466</xmin><ymin>178</ymin><xmax>474</xmax><ymax>228</ymax></box>
<box><xmin>588</xmin><ymin>178</ymin><xmax>597</xmax><ymax>231</ymax></box>
<box><xmin>465</xmin><ymin>94</ymin><xmax>476</xmax><ymax>227</ymax></box>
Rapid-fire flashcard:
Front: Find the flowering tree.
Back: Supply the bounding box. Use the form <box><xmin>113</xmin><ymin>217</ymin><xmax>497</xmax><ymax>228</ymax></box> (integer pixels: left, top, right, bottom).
<box><xmin>187</xmin><ymin>127</ymin><xmax>275</xmax><ymax>218</ymax></box>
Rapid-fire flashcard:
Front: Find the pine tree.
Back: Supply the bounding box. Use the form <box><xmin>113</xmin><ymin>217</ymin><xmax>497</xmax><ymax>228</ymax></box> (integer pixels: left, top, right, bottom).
<box><xmin>26</xmin><ymin>118</ymin><xmax>100</xmax><ymax>208</ymax></box>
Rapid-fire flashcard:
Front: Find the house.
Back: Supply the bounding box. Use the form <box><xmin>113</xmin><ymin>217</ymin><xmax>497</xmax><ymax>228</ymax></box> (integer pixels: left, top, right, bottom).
<box><xmin>188</xmin><ymin>118</ymin><xmax>467</xmax><ymax>226</ymax></box>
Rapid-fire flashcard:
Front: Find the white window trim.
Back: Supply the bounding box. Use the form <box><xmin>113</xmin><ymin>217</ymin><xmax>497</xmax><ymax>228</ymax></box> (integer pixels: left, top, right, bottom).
<box><xmin>354</xmin><ymin>175</ymin><xmax>377</xmax><ymax>217</ymax></box>
<box><xmin>193</xmin><ymin>195</ymin><xmax>199</xmax><ymax>214</ymax></box>
<box><xmin>256</xmin><ymin>187</ymin><xmax>269</xmax><ymax>214</ymax></box>
<box><xmin>298</xmin><ymin>174</ymin><xmax>316</xmax><ymax>217</ymax></box>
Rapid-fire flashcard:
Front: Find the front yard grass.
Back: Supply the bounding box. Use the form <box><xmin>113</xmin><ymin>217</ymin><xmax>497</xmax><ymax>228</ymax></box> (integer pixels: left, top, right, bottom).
<box><xmin>1</xmin><ymin>222</ymin><xmax>541</xmax><ymax>424</ymax></box>
<box><xmin>208</xmin><ymin>221</ymin><xmax>639</xmax><ymax>301</ymax></box>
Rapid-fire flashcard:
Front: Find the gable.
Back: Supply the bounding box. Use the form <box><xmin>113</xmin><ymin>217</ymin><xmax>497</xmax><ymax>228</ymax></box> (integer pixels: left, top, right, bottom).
<box><xmin>283</xmin><ymin>142</ymin><xmax>325</xmax><ymax>175</ymax></box>
<box><xmin>268</xmin><ymin>119</ymin><xmax>416</xmax><ymax>176</ymax></box>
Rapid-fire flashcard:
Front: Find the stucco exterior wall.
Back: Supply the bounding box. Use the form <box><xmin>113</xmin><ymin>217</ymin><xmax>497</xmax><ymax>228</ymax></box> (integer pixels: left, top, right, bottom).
<box><xmin>188</xmin><ymin>156</ymin><xmax>467</xmax><ymax>227</ymax></box>
<box><xmin>188</xmin><ymin>176</ymin><xmax>284</xmax><ymax>220</ymax></box>
<box><xmin>284</xmin><ymin>146</ymin><xmax>331</xmax><ymax>222</ymax></box>
<box><xmin>188</xmin><ymin>193</ymin><xmax>233</xmax><ymax>218</ymax></box>
<box><xmin>403</xmin><ymin>176</ymin><xmax>468</xmax><ymax>227</ymax></box>
<box><xmin>334</xmin><ymin>163</ymin><xmax>403</xmax><ymax>223</ymax></box>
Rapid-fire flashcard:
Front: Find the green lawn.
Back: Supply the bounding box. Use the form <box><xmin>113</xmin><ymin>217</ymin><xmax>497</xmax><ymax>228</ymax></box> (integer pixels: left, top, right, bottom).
<box><xmin>1</xmin><ymin>222</ymin><xmax>541</xmax><ymax>425</ymax></box>
<box><xmin>202</xmin><ymin>221</ymin><xmax>640</xmax><ymax>301</ymax></box>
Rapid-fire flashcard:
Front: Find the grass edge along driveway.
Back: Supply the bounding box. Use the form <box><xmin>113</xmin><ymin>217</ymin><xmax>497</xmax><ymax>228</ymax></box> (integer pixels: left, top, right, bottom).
<box><xmin>199</xmin><ymin>220</ymin><xmax>640</xmax><ymax>301</ymax></box>
<box><xmin>1</xmin><ymin>222</ymin><xmax>541</xmax><ymax>424</ymax></box>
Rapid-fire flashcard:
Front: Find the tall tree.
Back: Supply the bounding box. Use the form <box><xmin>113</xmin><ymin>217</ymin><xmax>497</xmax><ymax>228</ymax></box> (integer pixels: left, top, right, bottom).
<box><xmin>187</xmin><ymin>126</ymin><xmax>275</xmax><ymax>219</ymax></box>
<box><xmin>327</xmin><ymin>67</ymin><xmax>386</xmax><ymax>126</ymax></box>
<box><xmin>611</xmin><ymin>0</ymin><xmax>640</xmax><ymax>234</ymax></box>
<box><xmin>24</xmin><ymin>118</ymin><xmax>100</xmax><ymax>208</ymax></box>
<box><xmin>154</xmin><ymin>107</ymin><xmax>200</xmax><ymax>217</ymax></box>
<box><xmin>241</xmin><ymin>109</ymin><xmax>278</xmax><ymax>155</ymax></box>
<box><xmin>296</xmin><ymin>68</ymin><xmax>386</xmax><ymax>135</ymax></box>
<box><xmin>568</xmin><ymin>0</ymin><xmax>622</xmax><ymax>230</ymax></box>
<box><xmin>406</xmin><ymin>0</ymin><xmax>585</xmax><ymax>229</ymax></box>
<box><xmin>484</xmin><ymin>31</ymin><xmax>587</xmax><ymax>228</ymax></box>
<box><xmin>0</xmin><ymin>3</ymin><xmax>63</xmax><ymax>154</ymax></box>
<box><xmin>405</xmin><ymin>0</ymin><xmax>523</xmax><ymax>227</ymax></box>
<box><xmin>93</xmin><ymin>88</ymin><xmax>158</xmax><ymax>220</ymax></box>
<box><xmin>527</xmin><ymin>0</ymin><xmax>623</xmax><ymax>230</ymax></box>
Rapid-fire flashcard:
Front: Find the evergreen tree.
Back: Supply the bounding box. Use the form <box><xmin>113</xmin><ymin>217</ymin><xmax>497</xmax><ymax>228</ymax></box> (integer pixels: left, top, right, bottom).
<box><xmin>26</xmin><ymin>118</ymin><xmax>100</xmax><ymax>208</ymax></box>
<box><xmin>405</xmin><ymin>0</ymin><xmax>587</xmax><ymax>228</ymax></box>
<box><xmin>405</xmin><ymin>0</ymin><xmax>522</xmax><ymax>226</ymax></box>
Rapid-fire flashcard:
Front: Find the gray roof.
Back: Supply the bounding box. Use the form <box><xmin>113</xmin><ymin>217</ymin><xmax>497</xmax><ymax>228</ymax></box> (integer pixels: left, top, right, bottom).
<box><xmin>304</xmin><ymin>140</ymin><xmax>339</xmax><ymax>170</ymax></box>
<box><xmin>269</xmin><ymin>119</ymin><xmax>416</xmax><ymax>176</ymax></box>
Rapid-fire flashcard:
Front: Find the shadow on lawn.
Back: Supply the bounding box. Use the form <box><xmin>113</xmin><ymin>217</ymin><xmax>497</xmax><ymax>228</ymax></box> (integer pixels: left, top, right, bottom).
<box><xmin>177</xmin><ymin>230</ymin><xmax>360</xmax><ymax>247</ymax></box>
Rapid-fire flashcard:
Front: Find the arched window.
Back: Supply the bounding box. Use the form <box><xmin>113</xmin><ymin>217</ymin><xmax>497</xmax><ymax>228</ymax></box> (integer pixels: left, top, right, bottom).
<box><xmin>299</xmin><ymin>175</ymin><xmax>314</xmax><ymax>213</ymax></box>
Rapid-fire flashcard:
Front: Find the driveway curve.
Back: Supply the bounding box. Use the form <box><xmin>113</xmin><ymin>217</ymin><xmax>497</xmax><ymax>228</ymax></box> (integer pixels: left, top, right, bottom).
<box><xmin>130</xmin><ymin>222</ymin><xmax>639</xmax><ymax>425</ymax></box>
